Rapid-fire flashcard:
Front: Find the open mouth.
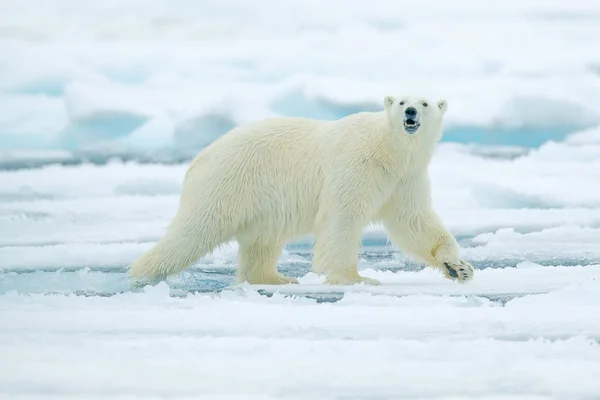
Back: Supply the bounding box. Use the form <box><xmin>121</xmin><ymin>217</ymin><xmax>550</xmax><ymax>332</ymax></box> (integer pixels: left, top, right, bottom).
<box><xmin>403</xmin><ymin>119</ymin><xmax>420</xmax><ymax>133</ymax></box>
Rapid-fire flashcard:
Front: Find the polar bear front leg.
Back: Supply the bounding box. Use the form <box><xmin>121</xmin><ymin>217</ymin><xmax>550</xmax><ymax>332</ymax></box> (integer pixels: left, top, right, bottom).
<box><xmin>382</xmin><ymin>208</ymin><xmax>474</xmax><ymax>282</ymax></box>
<box><xmin>380</xmin><ymin>175</ymin><xmax>474</xmax><ymax>282</ymax></box>
<box><xmin>383</xmin><ymin>214</ymin><xmax>474</xmax><ymax>282</ymax></box>
<box><xmin>312</xmin><ymin>213</ymin><xmax>381</xmax><ymax>286</ymax></box>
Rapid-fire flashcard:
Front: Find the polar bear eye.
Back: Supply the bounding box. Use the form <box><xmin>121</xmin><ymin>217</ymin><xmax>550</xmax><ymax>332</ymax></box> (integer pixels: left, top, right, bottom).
<box><xmin>422</xmin><ymin>102</ymin><xmax>428</xmax><ymax>107</ymax></box>
<box><xmin>399</xmin><ymin>101</ymin><xmax>404</xmax><ymax>105</ymax></box>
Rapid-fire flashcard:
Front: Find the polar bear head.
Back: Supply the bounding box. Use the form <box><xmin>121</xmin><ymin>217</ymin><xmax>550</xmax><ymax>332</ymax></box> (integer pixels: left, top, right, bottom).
<box><xmin>383</xmin><ymin>95</ymin><xmax>448</xmax><ymax>139</ymax></box>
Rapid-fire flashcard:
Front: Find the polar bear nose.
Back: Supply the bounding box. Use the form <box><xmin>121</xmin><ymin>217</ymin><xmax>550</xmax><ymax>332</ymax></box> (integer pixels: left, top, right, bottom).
<box><xmin>405</xmin><ymin>107</ymin><xmax>417</xmax><ymax>117</ymax></box>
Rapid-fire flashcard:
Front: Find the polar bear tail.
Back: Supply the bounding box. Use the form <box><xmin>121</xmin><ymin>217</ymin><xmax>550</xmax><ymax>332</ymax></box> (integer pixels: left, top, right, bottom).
<box><xmin>128</xmin><ymin>205</ymin><xmax>224</xmax><ymax>284</ymax></box>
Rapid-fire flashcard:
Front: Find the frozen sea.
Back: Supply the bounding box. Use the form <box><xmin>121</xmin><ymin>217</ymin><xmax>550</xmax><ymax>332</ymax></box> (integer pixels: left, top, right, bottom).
<box><xmin>2</xmin><ymin>1</ymin><xmax>600</xmax><ymax>399</ymax></box>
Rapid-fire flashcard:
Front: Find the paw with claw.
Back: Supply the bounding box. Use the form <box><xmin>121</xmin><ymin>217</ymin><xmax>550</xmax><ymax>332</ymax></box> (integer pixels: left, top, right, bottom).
<box><xmin>442</xmin><ymin>260</ymin><xmax>474</xmax><ymax>282</ymax></box>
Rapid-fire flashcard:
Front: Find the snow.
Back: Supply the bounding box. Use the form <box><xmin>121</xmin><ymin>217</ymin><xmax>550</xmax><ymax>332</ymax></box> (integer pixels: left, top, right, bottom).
<box><xmin>3</xmin><ymin>0</ymin><xmax>600</xmax><ymax>160</ymax></box>
<box><xmin>2</xmin><ymin>0</ymin><xmax>600</xmax><ymax>398</ymax></box>
<box><xmin>2</xmin><ymin>270</ymin><xmax>600</xmax><ymax>398</ymax></box>
<box><xmin>3</xmin><ymin>137</ymin><xmax>600</xmax><ymax>397</ymax></box>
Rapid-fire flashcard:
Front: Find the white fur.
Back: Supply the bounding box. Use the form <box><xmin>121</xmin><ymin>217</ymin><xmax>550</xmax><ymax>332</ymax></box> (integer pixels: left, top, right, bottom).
<box><xmin>129</xmin><ymin>95</ymin><xmax>474</xmax><ymax>286</ymax></box>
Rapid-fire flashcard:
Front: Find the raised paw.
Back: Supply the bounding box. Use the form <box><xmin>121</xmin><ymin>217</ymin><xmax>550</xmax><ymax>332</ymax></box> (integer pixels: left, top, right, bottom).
<box><xmin>443</xmin><ymin>260</ymin><xmax>474</xmax><ymax>283</ymax></box>
<box><xmin>325</xmin><ymin>273</ymin><xmax>381</xmax><ymax>286</ymax></box>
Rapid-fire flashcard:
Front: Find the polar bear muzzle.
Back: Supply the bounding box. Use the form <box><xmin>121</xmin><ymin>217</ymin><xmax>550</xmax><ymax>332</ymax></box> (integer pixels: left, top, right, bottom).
<box><xmin>403</xmin><ymin>107</ymin><xmax>420</xmax><ymax>134</ymax></box>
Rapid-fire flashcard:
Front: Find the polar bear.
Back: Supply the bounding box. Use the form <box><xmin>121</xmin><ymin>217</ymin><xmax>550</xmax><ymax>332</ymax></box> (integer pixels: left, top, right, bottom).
<box><xmin>129</xmin><ymin>95</ymin><xmax>474</xmax><ymax>286</ymax></box>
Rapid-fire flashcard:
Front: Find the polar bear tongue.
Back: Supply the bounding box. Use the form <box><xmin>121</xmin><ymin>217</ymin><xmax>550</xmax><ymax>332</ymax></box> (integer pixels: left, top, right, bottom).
<box><xmin>405</xmin><ymin>119</ymin><xmax>416</xmax><ymax>126</ymax></box>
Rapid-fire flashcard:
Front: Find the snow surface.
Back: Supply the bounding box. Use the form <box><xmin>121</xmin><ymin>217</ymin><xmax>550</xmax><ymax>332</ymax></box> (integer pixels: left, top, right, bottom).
<box><xmin>3</xmin><ymin>134</ymin><xmax>600</xmax><ymax>398</ymax></box>
<box><xmin>3</xmin><ymin>0</ymin><xmax>600</xmax><ymax>162</ymax></box>
<box><xmin>2</xmin><ymin>0</ymin><xmax>600</xmax><ymax>398</ymax></box>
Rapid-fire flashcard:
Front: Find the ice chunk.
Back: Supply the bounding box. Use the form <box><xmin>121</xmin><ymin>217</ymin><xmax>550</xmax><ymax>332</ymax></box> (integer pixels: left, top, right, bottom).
<box><xmin>0</xmin><ymin>95</ymin><xmax>68</xmax><ymax>150</ymax></box>
<box><xmin>58</xmin><ymin>83</ymin><xmax>155</xmax><ymax>149</ymax></box>
<box><xmin>60</xmin><ymin>110</ymin><xmax>149</xmax><ymax>149</ymax></box>
<box><xmin>173</xmin><ymin>112</ymin><xmax>237</xmax><ymax>155</ymax></box>
<box><xmin>270</xmin><ymin>88</ymin><xmax>380</xmax><ymax>120</ymax></box>
<box><xmin>491</xmin><ymin>96</ymin><xmax>600</xmax><ymax>131</ymax></box>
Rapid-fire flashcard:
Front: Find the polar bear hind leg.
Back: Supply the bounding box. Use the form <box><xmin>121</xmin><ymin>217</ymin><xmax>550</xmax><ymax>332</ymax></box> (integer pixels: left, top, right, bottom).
<box><xmin>312</xmin><ymin>212</ymin><xmax>382</xmax><ymax>286</ymax></box>
<box><xmin>236</xmin><ymin>240</ymin><xmax>299</xmax><ymax>285</ymax></box>
<box><xmin>129</xmin><ymin>204</ymin><xmax>232</xmax><ymax>285</ymax></box>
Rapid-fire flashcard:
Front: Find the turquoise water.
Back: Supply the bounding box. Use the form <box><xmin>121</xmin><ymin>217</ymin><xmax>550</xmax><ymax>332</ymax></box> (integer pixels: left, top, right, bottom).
<box><xmin>443</xmin><ymin>125</ymin><xmax>573</xmax><ymax>147</ymax></box>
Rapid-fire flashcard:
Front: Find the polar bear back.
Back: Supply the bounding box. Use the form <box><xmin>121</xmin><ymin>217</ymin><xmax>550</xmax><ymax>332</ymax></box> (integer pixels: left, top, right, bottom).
<box><xmin>180</xmin><ymin>111</ymin><xmax>409</xmax><ymax>243</ymax></box>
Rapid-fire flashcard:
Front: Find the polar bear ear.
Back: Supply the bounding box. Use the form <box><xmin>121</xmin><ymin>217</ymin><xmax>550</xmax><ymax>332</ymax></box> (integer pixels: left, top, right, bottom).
<box><xmin>384</xmin><ymin>96</ymin><xmax>395</xmax><ymax>108</ymax></box>
<box><xmin>437</xmin><ymin>100</ymin><xmax>448</xmax><ymax>113</ymax></box>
